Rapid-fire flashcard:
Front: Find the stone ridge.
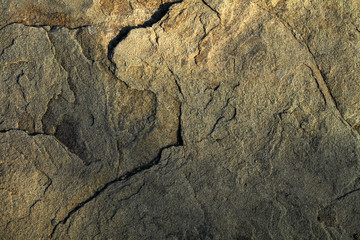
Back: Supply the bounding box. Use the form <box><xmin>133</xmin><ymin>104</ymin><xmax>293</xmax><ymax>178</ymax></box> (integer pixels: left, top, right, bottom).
<box><xmin>1</xmin><ymin>0</ymin><xmax>360</xmax><ymax>239</ymax></box>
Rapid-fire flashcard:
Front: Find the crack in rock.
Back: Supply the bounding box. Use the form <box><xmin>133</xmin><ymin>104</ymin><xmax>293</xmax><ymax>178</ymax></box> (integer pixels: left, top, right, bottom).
<box><xmin>107</xmin><ymin>1</ymin><xmax>183</xmax><ymax>61</ymax></box>
<box><xmin>49</xmin><ymin>140</ymin><xmax>183</xmax><ymax>238</ymax></box>
<box><xmin>0</xmin><ymin>128</ymin><xmax>52</xmax><ymax>137</ymax></box>
<box><xmin>334</xmin><ymin>188</ymin><xmax>360</xmax><ymax>202</ymax></box>
<box><xmin>201</xmin><ymin>0</ymin><xmax>221</xmax><ymax>21</ymax></box>
<box><xmin>49</xmin><ymin>2</ymin><xmax>185</xmax><ymax>237</ymax></box>
<box><xmin>0</xmin><ymin>21</ymin><xmax>93</xmax><ymax>32</ymax></box>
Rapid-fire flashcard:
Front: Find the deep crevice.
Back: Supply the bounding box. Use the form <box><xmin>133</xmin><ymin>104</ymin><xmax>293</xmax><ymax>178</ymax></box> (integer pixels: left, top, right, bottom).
<box><xmin>50</xmin><ymin>3</ymin><xmax>185</xmax><ymax>235</ymax></box>
<box><xmin>50</xmin><ymin>138</ymin><xmax>183</xmax><ymax>238</ymax></box>
<box><xmin>48</xmin><ymin>2</ymin><xmax>186</xmax><ymax>237</ymax></box>
<box><xmin>107</xmin><ymin>1</ymin><xmax>183</xmax><ymax>61</ymax></box>
<box><xmin>177</xmin><ymin>105</ymin><xmax>184</xmax><ymax>146</ymax></box>
<box><xmin>166</xmin><ymin>66</ymin><xmax>184</xmax><ymax>145</ymax></box>
<box><xmin>49</xmin><ymin>99</ymin><xmax>184</xmax><ymax>237</ymax></box>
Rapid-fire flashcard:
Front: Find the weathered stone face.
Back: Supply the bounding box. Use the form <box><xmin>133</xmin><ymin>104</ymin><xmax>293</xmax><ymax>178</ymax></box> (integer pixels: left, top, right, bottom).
<box><xmin>1</xmin><ymin>0</ymin><xmax>359</xmax><ymax>239</ymax></box>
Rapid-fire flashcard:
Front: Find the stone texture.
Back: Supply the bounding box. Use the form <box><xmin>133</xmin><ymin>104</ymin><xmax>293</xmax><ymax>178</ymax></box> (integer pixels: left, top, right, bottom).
<box><xmin>1</xmin><ymin>0</ymin><xmax>360</xmax><ymax>239</ymax></box>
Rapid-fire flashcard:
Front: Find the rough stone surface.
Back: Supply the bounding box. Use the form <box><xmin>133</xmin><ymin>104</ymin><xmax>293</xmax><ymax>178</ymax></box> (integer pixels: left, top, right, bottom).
<box><xmin>1</xmin><ymin>0</ymin><xmax>360</xmax><ymax>239</ymax></box>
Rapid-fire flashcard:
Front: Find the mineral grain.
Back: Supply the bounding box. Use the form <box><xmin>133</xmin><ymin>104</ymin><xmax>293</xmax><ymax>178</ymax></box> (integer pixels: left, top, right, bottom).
<box><xmin>0</xmin><ymin>0</ymin><xmax>359</xmax><ymax>239</ymax></box>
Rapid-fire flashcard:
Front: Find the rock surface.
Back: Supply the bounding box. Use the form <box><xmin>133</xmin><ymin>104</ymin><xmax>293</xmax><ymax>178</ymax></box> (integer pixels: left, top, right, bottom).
<box><xmin>0</xmin><ymin>0</ymin><xmax>359</xmax><ymax>239</ymax></box>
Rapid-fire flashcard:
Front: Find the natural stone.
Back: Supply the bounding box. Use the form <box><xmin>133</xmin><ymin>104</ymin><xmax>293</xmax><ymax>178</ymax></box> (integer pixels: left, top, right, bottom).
<box><xmin>1</xmin><ymin>0</ymin><xmax>359</xmax><ymax>239</ymax></box>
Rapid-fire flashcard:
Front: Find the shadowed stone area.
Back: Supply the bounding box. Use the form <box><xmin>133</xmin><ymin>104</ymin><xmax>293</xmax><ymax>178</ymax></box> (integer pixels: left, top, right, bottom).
<box><xmin>0</xmin><ymin>0</ymin><xmax>359</xmax><ymax>239</ymax></box>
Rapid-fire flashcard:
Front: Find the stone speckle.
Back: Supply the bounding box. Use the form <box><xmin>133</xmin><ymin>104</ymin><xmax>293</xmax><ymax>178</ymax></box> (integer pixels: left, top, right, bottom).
<box><xmin>1</xmin><ymin>0</ymin><xmax>359</xmax><ymax>239</ymax></box>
